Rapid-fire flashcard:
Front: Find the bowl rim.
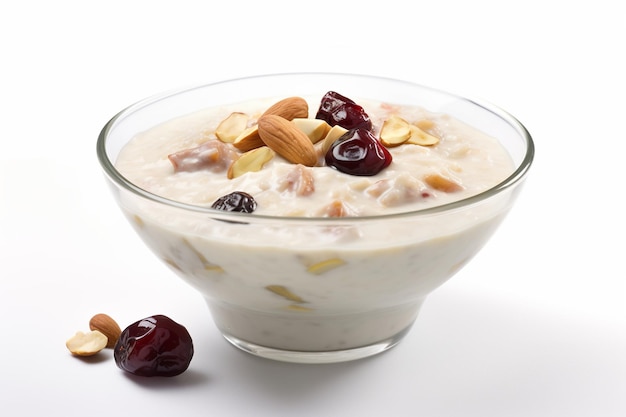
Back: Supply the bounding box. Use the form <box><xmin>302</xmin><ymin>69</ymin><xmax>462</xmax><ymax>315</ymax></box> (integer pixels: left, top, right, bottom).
<box><xmin>97</xmin><ymin>72</ymin><xmax>535</xmax><ymax>223</ymax></box>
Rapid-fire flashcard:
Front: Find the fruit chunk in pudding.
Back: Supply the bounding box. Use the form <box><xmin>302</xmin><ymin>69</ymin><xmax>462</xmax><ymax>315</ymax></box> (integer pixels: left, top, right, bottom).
<box><xmin>113</xmin><ymin>91</ymin><xmax>516</xmax><ymax>353</ymax></box>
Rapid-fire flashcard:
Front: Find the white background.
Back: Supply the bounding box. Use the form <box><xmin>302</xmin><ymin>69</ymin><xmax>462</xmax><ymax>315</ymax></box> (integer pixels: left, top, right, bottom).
<box><xmin>1</xmin><ymin>1</ymin><xmax>624</xmax><ymax>416</ymax></box>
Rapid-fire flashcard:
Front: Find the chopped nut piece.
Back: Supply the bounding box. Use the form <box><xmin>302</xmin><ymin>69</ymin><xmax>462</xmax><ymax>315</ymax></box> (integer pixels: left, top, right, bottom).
<box><xmin>449</xmin><ymin>144</ymin><xmax>471</xmax><ymax>158</ymax></box>
<box><xmin>228</xmin><ymin>146</ymin><xmax>275</xmax><ymax>179</ymax></box>
<box><xmin>292</xmin><ymin>118</ymin><xmax>331</xmax><ymax>143</ymax></box>
<box><xmin>215</xmin><ymin>112</ymin><xmax>249</xmax><ymax>143</ymax></box>
<box><xmin>320</xmin><ymin>125</ymin><xmax>348</xmax><ymax>154</ymax></box>
<box><xmin>164</xmin><ymin>258</ymin><xmax>182</xmax><ymax>272</ymax></box>
<box><xmin>233</xmin><ymin>125</ymin><xmax>265</xmax><ymax>152</ymax></box>
<box><xmin>376</xmin><ymin>174</ymin><xmax>430</xmax><ymax>206</ymax></box>
<box><xmin>182</xmin><ymin>238</ymin><xmax>224</xmax><ymax>272</ymax></box>
<box><xmin>348</xmin><ymin>178</ymin><xmax>373</xmax><ymax>192</ymax></box>
<box><xmin>319</xmin><ymin>200</ymin><xmax>356</xmax><ymax>217</ymax></box>
<box><xmin>132</xmin><ymin>215</ymin><xmax>144</xmax><ymax>228</ymax></box>
<box><xmin>278</xmin><ymin>164</ymin><xmax>315</xmax><ymax>196</ymax></box>
<box><xmin>380</xmin><ymin>115</ymin><xmax>411</xmax><ymax>147</ymax></box>
<box><xmin>365</xmin><ymin>179</ymin><xmax>391</xmax><ymax>198</ymax></box>
<box><xmin>285</xmin><ymin>304</ymin><xmax>314</xmax><ymax>312</ymax></box>
<box><xmin>265</xmin><ymin>285</ymin><xmax>305</xmax><ymax>303</ymax></box>
<box><xmin>407</xmin><ymin>124</ymin><xmax>440</xmax><ymax>146</ymax></box>
<box><xmin>307</xmin><ymin>258</ymin><xmax>345</xmax><ymax>275</ymax></box>
<box><xmin>168</xmin><ymin>140</ymin><xmax>238</xmax><ymax>173</ymax></box>
<box><xmin>66</xmin><ymin>330</ymin><xmax>108</xmax><ymax>356</ymax></box>
<box><xmin>415</xmin><ymin>119</ymin><xmax>435</xmax><ymax>131</ymax></box>
<box><xmin>424</xmin><ymin>173</ymin><xmax>463</xmax><ymax>192</ymax></box>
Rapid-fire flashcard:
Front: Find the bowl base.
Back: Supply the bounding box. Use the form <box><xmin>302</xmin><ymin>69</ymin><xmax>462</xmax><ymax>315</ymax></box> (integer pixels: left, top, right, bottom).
<box><xmin>221</xmin><ymin>327</ymin><xmax>411</xmax><ymax>364</ymax></box>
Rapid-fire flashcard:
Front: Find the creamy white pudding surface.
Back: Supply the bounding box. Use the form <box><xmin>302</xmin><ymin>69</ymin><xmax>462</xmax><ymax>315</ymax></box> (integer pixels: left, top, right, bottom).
<box><xmin>116</xmin><ymin>96</ymin><xmax>513</xmax><ymax>217</ymax></box>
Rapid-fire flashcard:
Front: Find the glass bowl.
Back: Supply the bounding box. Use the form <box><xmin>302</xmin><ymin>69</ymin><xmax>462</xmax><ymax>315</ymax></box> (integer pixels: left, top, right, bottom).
<box><xmin>97</xmin><ymin>73</ymin><xmax>534</xmax><ymax>363</ymax></box>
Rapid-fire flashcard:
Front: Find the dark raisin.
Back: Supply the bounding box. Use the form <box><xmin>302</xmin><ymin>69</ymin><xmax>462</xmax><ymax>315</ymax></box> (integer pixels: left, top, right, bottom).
<box><xmin>211</xmin><ymin>191</ymin><xmax>257</xmax><ymax>213</ymax></box>
<box><xmin>315</xmin><ymin>91</ymin><xmax>372</xmax><ymax>131</ymax></box>
<box><xmin>113</xmin><ymin>315</ymin><xmax>194</xmax><ymax>377</ymax></box>
<box><xmin>325</xmin><ymin>128</ymin><xmax>392</xmax><ymax>176</ymax></box>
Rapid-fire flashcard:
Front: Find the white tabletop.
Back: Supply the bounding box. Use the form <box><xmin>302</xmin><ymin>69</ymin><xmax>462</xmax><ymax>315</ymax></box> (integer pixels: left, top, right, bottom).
<box><xmin>1</xmin><ymin>1</ymin><xmax>624</xmax><ymax>416</ymax></box>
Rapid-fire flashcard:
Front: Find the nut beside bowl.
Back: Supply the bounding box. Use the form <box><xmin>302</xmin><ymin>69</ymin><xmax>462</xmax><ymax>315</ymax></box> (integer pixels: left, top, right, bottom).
<box><xmin>97</xmin><ymin>73</ymin><xmax>534</xmax><ymax>364</ymax></box>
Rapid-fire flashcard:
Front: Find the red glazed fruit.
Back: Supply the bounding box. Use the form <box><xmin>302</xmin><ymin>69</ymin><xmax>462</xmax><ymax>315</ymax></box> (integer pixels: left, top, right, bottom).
<box><xmin>315</xmin><ymin>91</ymin><xmax>372</xmax><ymax>131</ymax></box>
<box><xmin>114</xmin><ymin>315</ymin><xmax>194</xmax><ymax>377</ymax></box>
<box><xmin>325</xmin><ymin>128</ymin><xmax>392</xmax><ymax>176</ymax></box>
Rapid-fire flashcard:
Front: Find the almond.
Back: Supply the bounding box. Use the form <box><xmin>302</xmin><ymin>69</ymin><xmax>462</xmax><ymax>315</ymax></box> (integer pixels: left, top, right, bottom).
<box><xmin>265</xmin><ymin>285</ymin><xmax>305</xmax><ymax>303</ymax></box>
<box><xmin>415</xmin><ymin>119</ymin><xmax>435</xmax><ymax>131</ymax></box>
<box><xmin>261</xmin><ymin>96</ymin><xmax>309</xmax><ymax>120</ymax></box>
<box><xmin>233</xmin><ymin>125</ymin><xmax>264</xmax><ymax>152</ymax></box>
<box><xmin>307</xmin><ymin>258</ymin><xmax>345</xmax><ymax>275</ymax></box>
<box><xmin>257</xmin><ymin>115</ymin><xmax>318</xmax><ymax>166</ymax></box>
<box><xmin>66</xmin><ymin>330</ymin><xmax>108</xmax><ymax>356</ymax></box>
<box><xmin>319</xmin><ymin>200</ymin><xmax>355</xmax><ymax>217</ymax></box>
<box><xmin>424</xmin><ymin>173</ymin><xmax>463</xmax><ymax>192</ymax></box>
<box><xmin>320</xmin><ymin>125</ymin><xmax>348</xmax><ymax>154</ymax></box>
<box><xmin>89</xmin><ymin>313</ymin><xmax>122</xmax><ymax>348</ymax></box>
<box><xmin>407</xmin><ymin>124</ymin><xmax>440</xmax><ymax>146</ymax></box>
<box><xmin>380</xmin><ymin>115</ymin><xmax>411</xmax><ymax>147</ymax></box>
<box><xmin>215</xmin><ymin>112</ymin><xmax>249</xmax><ymax>143</ymax></box>
<box><xmin>227</xmin><ymin>146</ymin><xmax>275</xmax><ymax>179</ymax></box>
<box><xmin>292</xmin><ymin>118</ymin><xmax>331</xmax><ymax>143</ymax></box>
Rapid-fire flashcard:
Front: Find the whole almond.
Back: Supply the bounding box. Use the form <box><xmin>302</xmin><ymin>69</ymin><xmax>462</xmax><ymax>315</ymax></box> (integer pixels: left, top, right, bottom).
<box><xmin>89</xmin><ymin>313</ymin><xmax>122</xmax><ymax>348</ymax></box>
<box><xmin>234</xmin><ymin>97</ymin><xmax>308</xmax><ymax>152</ymax></box>
<box><xmin>261</xmin><ymin>97</ymin><xmax>309</xmax><ymax>121</ymax></box>
<box><xmin>258</xmin><ymin>115</ymin><xmax>318</xmax><ymax>167</ymax></box>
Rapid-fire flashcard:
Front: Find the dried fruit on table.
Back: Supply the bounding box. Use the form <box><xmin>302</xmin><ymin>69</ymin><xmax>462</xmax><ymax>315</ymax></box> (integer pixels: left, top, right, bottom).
<box><xmin>113</xmin><ymin>315</ymin><xmax>194</xmax><ymax>377</ymax></box>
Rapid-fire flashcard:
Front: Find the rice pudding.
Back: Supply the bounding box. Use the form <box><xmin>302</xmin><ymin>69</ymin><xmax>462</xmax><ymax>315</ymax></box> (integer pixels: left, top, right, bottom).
<box><xmin>116</xmin><ymin>94</ymin><xmax>513</xmax><ymax>217</ymax></box>
<box><xmin>107</xmin><ymin>86</ymin><xmax>524</xmax><ymax>360</ymax></box>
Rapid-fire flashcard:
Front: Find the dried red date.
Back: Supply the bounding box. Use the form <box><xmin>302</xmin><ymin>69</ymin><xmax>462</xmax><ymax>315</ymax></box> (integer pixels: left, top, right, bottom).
<box><xmin>325</xmin><ymin>128</ymin><xmax>392</xmax><ymax>176</ymax></box>
<box><xmin>113</xmin><ymin>315</ymin><xmax>193</xmax><ymax>377</ymax></box>
<box><xmin>211</xmin><ymin>191</ymin><xmax>257</xmax><ymax>213</ymax></box>
<box><xmin>315</xmin><ymin>91</ymin><xmax>372</xmax><ymax>131</ymax></box>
